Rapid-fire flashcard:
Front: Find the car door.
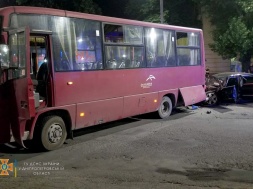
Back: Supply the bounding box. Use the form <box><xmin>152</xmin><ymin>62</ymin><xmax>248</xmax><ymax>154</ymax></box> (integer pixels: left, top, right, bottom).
<box><xmin>219</xmin><ymin>76</ymin><xmax>237</xmax><ymax>100</ymax></box>
<box><xmin>241</xmin><ymin>75</ymin><xmax>253</xmax><ymax>97</ymax></box>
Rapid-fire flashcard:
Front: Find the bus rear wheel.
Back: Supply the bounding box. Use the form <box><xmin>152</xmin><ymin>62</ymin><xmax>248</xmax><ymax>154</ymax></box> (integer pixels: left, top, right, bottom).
<box><xmin>37</xmin><ymin>116</ymin><xmax>67</xmax><ymax>151</ymax></box>
<box><xmin>158</xmin><ymin>96</ymin><xmax>172</xmax><ymax>119</ymax></box>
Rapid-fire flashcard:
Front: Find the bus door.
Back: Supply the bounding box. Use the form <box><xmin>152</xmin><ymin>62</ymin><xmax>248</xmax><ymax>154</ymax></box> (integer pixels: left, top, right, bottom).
<box><xmin>8</xmin><ymin>27</ymin><xmax>34</xmax><ymax>147</ymax></box>
<box><xmin>30</xmin><ymin>33</ymin><xmax>52</xmax><ymax>106</ymax></box>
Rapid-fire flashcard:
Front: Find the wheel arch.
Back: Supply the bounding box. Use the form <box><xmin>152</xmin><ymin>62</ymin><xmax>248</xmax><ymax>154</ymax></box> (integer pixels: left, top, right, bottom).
<box><xmin>29</xmin><ymin>108</ymin><xmax>73</xmax><ymax>140</ymax></box>
<box><xmin>163</xmin><ymin>93</ymin><xmax>176</xmax><ymax>108</ymax></box>
<box><xmin>158</xmin><ymin>90</ymin><xmax>178</xmax><ymax>109</ymax></box>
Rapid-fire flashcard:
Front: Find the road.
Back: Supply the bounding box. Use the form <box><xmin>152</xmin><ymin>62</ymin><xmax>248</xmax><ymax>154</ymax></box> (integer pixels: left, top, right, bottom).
<box><xmin>1</xmin><ymin>101</ymin><xmax>253</xmax><ymax>189</ymax></box>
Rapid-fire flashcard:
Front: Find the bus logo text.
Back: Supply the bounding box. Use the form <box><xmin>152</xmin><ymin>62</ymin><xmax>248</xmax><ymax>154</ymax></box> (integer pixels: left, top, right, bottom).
<box><xmin>141</xmin><ymin>83</ymin><xmax>152</xmax><ymax>89</ymax></box>
<box><xmin>141</xmin><ymin>75</ymin><xmax>155</xmax><ymax>89</ymax></box>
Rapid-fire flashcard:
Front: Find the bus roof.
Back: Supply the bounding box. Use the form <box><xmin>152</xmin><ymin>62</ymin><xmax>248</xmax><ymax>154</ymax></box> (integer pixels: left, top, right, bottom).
<box><xmin>0</xmin><ymin>6</ymin><xmax>202</xmax><ymax>33</ymax></box>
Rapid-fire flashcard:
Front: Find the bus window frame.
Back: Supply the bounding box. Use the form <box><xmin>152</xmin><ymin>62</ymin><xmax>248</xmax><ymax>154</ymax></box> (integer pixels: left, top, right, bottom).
<box><xmin>175</xmin><ymin>31</ymin><xmax>202</xmax><ymax>66</ymax></box>
<box><xmin>102</xmin><ymin>22</ymin><xmax>145</xmax><ymax>70</ymax></box>
<box><xmin>144</xmin><ymin>27</ymin><xmax>177</xmax><ymax>68</ymax></box>
<box><xmin>7</xmin><ymin>28</ymin><xmax>28</xmax><ymax>80</ymax></box>
<box><xmin>0</xmin><ymin>16</ymin><xmax>3</xmax><ymax>37</ymax></box>
<box><xmin>103</xmin><ymin>22</ymin><xmax>144</xmax><ymax>45</ymax></box>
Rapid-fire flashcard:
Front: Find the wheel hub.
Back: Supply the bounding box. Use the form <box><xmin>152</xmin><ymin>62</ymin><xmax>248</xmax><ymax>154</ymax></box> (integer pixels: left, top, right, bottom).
<box><xmin>162</xmin><ymin>102</ymin><xmax>169</xmax><ymax>114</ymax></box>
<box><xmin>48</xmin><ymin>124</ymin><xmax>63</xmax><ymax>143</ymax></box>
<box><xmin>206</xmin><ymin>92</ymin><xmax>218</xmax><ymax>105</ymax></box>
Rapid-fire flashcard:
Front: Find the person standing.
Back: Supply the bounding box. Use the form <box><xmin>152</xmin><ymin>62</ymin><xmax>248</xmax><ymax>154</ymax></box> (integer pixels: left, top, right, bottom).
<box><xmin>249</xmin><ymin>62</ymin><xmax>253</xmax><ymax>73</ymax></box>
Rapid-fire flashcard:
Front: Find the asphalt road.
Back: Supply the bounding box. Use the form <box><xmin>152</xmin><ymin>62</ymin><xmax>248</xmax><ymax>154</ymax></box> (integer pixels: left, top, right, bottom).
<box><xmin>1</xmin><ymin>101</ymin><xmax>253</xmax><ymax>189</ymax></box>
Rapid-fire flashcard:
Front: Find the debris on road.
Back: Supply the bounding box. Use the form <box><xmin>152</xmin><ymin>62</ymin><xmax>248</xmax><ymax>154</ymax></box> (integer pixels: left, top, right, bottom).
<box><xmin>187</xmin><ymin>105</ymin><xmax>199</xmax><ymax>110</ymax></box>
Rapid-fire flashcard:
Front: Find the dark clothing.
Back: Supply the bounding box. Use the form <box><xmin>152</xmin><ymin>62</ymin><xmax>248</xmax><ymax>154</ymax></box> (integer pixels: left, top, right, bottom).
<box><xmin>37</xmin><ymin>62</ymin><xmax>48</xmax><ymax>80</ymax></box>
<box><xmin>36</xmin><ymin>62</ymin><xmax>48</xmax><ymax>98</ymax></box>
<box><xmin>249</xmin><ymin>65</ymin><xmax>253</xmax><ymax>73</ymax></box>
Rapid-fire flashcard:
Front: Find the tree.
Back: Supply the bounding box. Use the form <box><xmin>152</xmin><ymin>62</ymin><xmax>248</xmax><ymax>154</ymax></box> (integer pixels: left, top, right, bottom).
<box><xmin>124</xmin><ymin>0</ymin><xmax>168</xmax><ymax>23</ymax></box>
<box><xmin>0</xmin><ymin>0</ymin><xmax>16</xmax><ymax>7</ymax></box>
<box><xmin>124</xmin><ymin>0</ymin><xmax>201</xmax><ymax>28</ymax></box>
<box><xmin>74</xmin><ymin>0</ymin><xmax>101</xmax><ymax>14</ymax></box>
<box><xmin>94</xmin><ymin>0</ymin><xmax>128</xmax><ymax>18</ymax></box>
<box><xmin>197</xmin><ymin>0</ymin><xmax>253</xmax><ymax>71</ymax></box>
<box><xmin>16</xmin><ymin>0</ymin><xmax>66</xmax><ymax>9</ymax></box>
<box><xmin>15</xmin><ymin>0</ymin><xmax>101</xmax><ymax>14</ymax></box>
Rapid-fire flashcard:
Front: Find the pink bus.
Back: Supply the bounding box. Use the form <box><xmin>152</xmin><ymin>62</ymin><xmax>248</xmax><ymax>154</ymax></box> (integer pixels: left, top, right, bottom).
<box><xmin>0</xmin><ymin>6</ymin><xmax>206</xmax><ymax>151</ymax></box>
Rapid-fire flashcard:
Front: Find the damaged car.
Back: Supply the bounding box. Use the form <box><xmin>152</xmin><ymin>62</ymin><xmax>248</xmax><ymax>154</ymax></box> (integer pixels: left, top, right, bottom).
<box><xmin>205</xmin><ymin>72</ymin><xmax>253</xmax><ymax>106</ymax></box>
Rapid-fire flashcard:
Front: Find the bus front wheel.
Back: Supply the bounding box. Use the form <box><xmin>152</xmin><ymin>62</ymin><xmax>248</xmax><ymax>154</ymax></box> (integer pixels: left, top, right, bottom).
<box><xmin>158</xmin><ymin>96</ymin><xmax>172</xmax><ymax>119</ymax></box>
<box><xmin>38</xmin><ymin>116</ymin><xmax>67</xmax><ymax>151</ymax></box>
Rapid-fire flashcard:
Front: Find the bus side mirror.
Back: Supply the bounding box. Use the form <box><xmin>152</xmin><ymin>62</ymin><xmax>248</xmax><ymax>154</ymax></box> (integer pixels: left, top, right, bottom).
<box><xmin>0</xmin><ymin>44</ymin><xmax>10</xmax><ymax>69</ymax></box>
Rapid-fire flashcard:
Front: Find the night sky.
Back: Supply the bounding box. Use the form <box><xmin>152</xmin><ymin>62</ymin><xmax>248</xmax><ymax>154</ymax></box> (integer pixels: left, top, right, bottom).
<box><xmin>94</xmin><ymin>0</ymin><xmax>129</xmax><ymax>18</ymax></box>
<box><xmin>0</xmin><ymin>0</ymin><xmax>129</xmax><ymax>19</ymax></box>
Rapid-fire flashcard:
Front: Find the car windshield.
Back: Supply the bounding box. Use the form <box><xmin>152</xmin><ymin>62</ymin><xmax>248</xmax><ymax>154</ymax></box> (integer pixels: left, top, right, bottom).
<box><xmin>213</xmin><ymin>74</ymin><xmax>227</xmax><ymax>82</ymax></box>
<box><xmin>213</xmin><ymin>72</ymin><xmax>243</xmax><ymax>81</ymax></box>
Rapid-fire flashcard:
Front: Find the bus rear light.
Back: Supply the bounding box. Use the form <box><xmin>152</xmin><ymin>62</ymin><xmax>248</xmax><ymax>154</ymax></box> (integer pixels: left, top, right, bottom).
<box><xmin>67</xmin><ymin>82</ymin><xmax>73</xmax><ymax>85</ymax></box>
<box><xmin>80</xmin><ymin>112</ymin><xmax>85</xmax><ymax>117</ymax></box>
<box><xmin>154</xmin><ymin>99</ymin><xmax>157</xmax><ymax>103</ymax></box>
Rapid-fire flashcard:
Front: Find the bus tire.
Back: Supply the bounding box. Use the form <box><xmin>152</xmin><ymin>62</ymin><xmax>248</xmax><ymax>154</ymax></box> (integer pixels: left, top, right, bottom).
<box><xmin>158</xmin><ymin>96</ymin><xmax>172</xmax><ymax>119</ymax></box>
<box><xmin>38</xmin><ymin>116</ymin><xmax>67</xmax><ymax>151</ymax></box>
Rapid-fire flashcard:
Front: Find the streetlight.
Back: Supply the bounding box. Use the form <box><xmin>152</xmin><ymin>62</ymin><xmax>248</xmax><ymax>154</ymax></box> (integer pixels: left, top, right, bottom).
<box><xmin>160</xmin><ymin>0</ymin><xmax>164</xmax><ymax>24</ymax></box>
